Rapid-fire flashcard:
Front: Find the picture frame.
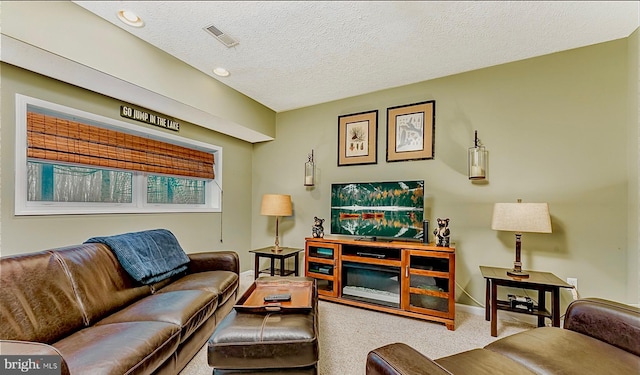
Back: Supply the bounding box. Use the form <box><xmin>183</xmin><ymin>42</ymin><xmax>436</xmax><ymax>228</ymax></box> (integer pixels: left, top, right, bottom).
<box><xmin>386</xmin><ymin>100</ymin><xmax>435</xmax><ymax>162</ymax></box>
<box><xmin>338</xmin><ymin>110</ymin><xmax>378</xmax><ymax>166</ymax></box>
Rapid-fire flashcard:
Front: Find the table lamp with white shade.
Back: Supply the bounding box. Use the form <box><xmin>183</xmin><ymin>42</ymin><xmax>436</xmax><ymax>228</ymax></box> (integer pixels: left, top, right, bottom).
<box><xmin>491</xmin><ymin>199</ymin><xmax>552</xmax><ymax>278</ymax></box>
<box><xmin>260</xmin><ymin>194</ymin><xmax>293</xmax><ymax>252</ymax></box>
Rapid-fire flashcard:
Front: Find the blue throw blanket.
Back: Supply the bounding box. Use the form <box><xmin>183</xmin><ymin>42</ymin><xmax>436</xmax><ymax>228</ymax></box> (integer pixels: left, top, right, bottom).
<box><xmin>85</xmin><ymin>229</ymin><xmax>190</xmax><ymax>285</ymax></box>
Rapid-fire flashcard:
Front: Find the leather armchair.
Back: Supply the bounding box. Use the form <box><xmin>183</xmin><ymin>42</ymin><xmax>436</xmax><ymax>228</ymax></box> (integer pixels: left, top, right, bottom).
<box><xmin>367</xmin><ymin>298</ymin><xmax>640</xmax><ymax>375</ymax></box>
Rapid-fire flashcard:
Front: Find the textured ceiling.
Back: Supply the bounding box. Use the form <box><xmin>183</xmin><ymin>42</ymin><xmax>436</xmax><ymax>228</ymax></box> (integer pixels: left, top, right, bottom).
<box><xmin>73</xmin><ymin>1</ymin><xmax>639</xmax><ymax>112</ymax></box>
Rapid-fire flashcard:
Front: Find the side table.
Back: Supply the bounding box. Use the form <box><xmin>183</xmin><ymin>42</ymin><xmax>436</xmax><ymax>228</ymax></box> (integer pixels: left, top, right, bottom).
<box><xmin>250</xmin><ymin>247</ymin><xmax>304</xmax><ymax>279</ymax></box>
<box><xmin>480</xmin><ymin>265</ymin><xmax>572</xmax><ymax>337</ymax></box>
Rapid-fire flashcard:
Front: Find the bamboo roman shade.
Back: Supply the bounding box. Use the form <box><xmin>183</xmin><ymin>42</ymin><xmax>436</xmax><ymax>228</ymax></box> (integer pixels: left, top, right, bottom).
<box><xmin>27</xmin><ymin>112</ymin><xmax>214</xmax><ymax>179</ymax></box>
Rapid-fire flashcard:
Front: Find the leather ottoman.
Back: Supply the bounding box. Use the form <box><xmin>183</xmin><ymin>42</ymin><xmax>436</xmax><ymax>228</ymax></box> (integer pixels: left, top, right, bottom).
<box><xmin>207</xmin><ymin>277</ymin><xmax>319</xmax><ymax>374</ymax></box>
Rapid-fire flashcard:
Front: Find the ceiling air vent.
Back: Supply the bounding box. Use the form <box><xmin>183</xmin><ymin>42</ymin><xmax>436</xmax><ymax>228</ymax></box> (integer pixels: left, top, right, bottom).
<box><xmin>204</xmin><ymin>24</ymin><xmax>239</xmax><ymax>48</ymax></box>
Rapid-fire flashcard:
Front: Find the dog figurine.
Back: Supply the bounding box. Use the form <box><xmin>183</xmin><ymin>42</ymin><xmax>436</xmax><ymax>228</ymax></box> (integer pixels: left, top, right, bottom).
<box><xmin>433</xmin><ymin>218</ymin><xmax>450</xmax><ymax>247</ymax></box>
<box><xmin>312</xmin><ymin>216</ymin><xmax>325</xmax><ymax>238</ymax></box>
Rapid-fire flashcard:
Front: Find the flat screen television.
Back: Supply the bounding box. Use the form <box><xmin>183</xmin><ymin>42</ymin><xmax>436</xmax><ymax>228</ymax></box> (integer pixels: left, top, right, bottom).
<box><xmin>330</xmin><ymin>180</ymin><xmax>424</xmax><ymax>241</ymax></box>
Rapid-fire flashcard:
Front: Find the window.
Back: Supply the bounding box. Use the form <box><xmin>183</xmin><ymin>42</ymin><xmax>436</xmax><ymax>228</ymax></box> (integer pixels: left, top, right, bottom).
<box><xmin>27</xmin><ymin>161</ymin><xmax>133</xmax><ymax>203</ymax></box>
<box><xmin>147</xmin><ymin>175</ymin><xmax>206</xmax><ymax>204</ymax></box>
<box><xmin>15</xmin><ymin>95</ymin><xmax>222</xmax><ymax>215</ymax></box>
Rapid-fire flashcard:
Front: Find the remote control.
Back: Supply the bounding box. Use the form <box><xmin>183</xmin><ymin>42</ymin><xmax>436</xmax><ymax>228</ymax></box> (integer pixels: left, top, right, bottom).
<box><xmin>264</xmin><ymin>293</ymin><xmax>291</xmax><ymax>302</ymax></box>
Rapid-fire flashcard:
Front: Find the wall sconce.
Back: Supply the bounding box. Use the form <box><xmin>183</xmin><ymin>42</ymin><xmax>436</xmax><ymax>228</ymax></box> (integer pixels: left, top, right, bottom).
<box><xmin>468</xmin><ymin>130</ymin><xmax>486</xmax><ymax>180</ymax></box>
<box><xmin>304</xmin><ymin>149</ymin><xmax>315</xmax><ymax>186</ymax></box>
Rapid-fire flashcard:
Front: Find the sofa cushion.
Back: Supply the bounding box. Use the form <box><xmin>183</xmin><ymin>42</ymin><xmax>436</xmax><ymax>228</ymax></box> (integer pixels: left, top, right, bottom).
<box><xmin>435</xmin><ymin>349</ymin><xmax>537</xmax><ymax>375</ymax></box>
<box><xmin>56</xmin><ymin>244</ymin><xmax>152</xmax><ymax>325</ymax></box>
<box><xmin>54</xmin><ymin>321</ymin><xmax>180</xmax><ymax>375</ymax></box>
<box><xmin>157</xmin><ymin>271</ymin><xmax>238</xmax><ymax>305</ymax></box>
<box><xmin>0</xmin><ymin>251</ymin><xmax>85</xmax><ymax>343</ymax></box>
<box><xmin>96</xmin><ymin>290</ymin><xmax>218</xmax><ymax>343</ymax></box>
<box><xmin>486</xmin><ymin>326</ymin><xmax>640</xmax><ymax>374</ymax></box>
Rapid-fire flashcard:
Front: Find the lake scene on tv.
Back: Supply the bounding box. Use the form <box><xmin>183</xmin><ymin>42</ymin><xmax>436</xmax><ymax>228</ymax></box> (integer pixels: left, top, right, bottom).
<box><xmin>331</xmin><ymin>180</ymin><xmax>424</xmax><ymax>240</ymax></box>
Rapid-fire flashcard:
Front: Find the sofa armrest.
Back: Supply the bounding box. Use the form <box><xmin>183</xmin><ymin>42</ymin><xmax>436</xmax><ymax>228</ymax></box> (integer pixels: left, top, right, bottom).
<box><xmin>366</xmin><ymin>343</ymin><xmax>453</xmax><ymax>375</ymax></box>
<box><xmin>187</xmin><ymin>251</ymin><xmax>239</xmax><ymax>275</ymax></box>
<box><xmin>0</xmin><ymin>340</ymin><xmax>70</xmax><ymax>375</ymax></box>
<box><xmin>564</xmin><ymin>298</ymin><xmax>640</xmax><ymax>356</ymax></box>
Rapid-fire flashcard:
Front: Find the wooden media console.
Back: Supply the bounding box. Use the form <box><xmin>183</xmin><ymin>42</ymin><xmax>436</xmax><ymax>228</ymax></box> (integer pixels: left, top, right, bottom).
<box><xmin>305</xmin><ymin>236</ymin><xmax>456</xmax><ymax>330</ymax></box>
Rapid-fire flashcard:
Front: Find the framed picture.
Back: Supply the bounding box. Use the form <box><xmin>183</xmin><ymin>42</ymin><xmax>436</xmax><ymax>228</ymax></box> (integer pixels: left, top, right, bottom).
<box><xmin>338</xmin><ymin>110</ymin><xmax>378</xmax><ymax>166</ymax></box>
<box><xmin>386</xmin><ymin>100</ymin><xmax>435</xmax><ymax>162</ymax></box>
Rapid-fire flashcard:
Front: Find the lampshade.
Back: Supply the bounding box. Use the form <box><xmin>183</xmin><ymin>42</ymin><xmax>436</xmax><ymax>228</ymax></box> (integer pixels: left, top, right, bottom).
<box><xmin>491</xmin><ymin>202</ymin><xmax>552</xmax><ymax>234</ymax></box>
<box><xmin>260</xmin><ymin>194</ymin><xmax>292</xmax><ymax>217</ymax></box>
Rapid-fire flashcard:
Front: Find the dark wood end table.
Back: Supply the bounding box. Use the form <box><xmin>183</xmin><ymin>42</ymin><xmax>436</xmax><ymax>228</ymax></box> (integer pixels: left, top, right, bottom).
<box><xmin>250</xmin><ymin>247</ymin><xmax>304</xmax><ymax>279</ymax></box>
<box><xmin>480</xmin><ymin>265</ymin><xmax>572</xmax><ymax>337</ymax></box>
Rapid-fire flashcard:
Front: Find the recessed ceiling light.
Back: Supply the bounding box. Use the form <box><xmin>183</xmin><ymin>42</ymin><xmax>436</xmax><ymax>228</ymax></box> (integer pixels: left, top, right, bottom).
<box><xmin>213</xmin><ymin>67</ymin><xmax>230</xmax><ymax>77</ymax></box>
<box><xmin>117</xmin><ymin>9</ymin><xmax>145</xmax><ymax>28</ymax></box>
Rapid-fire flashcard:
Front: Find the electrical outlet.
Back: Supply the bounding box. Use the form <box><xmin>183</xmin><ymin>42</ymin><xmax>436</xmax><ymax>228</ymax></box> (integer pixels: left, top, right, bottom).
<box><xmin>567</xmin><ymin>278</ymin><xmax>578</xmax><ymax>289</ymax></box>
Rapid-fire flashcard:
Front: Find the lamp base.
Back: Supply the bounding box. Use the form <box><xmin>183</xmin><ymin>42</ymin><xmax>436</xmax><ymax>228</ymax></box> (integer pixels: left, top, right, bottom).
<box><xmin>270</xmin><ymin>245</ymin><xmax>283</xmax><ymax>253</ymax></box>
<box><xmin>508</xmin><ymin>234</ymin><xmax>529</xmax><ymax>278</ymax></box>
<box><xmin>507</xmin><ymin>269</ymin><xmax>529</xmax><ymax>278</ymax></box>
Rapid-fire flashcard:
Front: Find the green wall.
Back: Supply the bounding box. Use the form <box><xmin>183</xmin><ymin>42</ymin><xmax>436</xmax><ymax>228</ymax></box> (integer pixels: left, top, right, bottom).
<box><xmin>627</xmin><ymin>28</ymin><xmax>639</xmax><ymax>304</ymax></box>
<box><xmin>0</xmin><ymin>63</ymin><xmax>255</xmax><ymax>270</ymax></box>
<box><xmin>253</xmin><ymin>38</ymin><xmax>638</xmax><ymax>307</ymax></box>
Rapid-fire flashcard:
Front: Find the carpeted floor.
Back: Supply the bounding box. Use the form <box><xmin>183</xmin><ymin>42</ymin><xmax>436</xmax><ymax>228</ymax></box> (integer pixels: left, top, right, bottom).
<box><xmin>180</xmin><ymin>271</ymin><xmax>534</xmax><ymax>375</ymax></box>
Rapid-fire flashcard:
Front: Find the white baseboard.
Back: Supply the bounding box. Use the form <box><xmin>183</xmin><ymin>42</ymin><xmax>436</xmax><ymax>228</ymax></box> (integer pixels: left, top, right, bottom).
<box><xmin>454</xmin><ymin>302</ymin><xmax>484</xmax><ymax>316</ymax></box>
<box><xmin>240</xmin><ymin>270</ymin><xmax>253</xmax><ymax>278</ymax></box>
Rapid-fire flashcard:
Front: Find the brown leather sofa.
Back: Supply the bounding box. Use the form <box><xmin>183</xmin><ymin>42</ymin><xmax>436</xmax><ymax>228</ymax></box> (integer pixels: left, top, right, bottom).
<box><xmin>366</xmin><ymin>298</ymin><xmax>640</xmax><ymax>375</ymax></box>
<box><xmin>0</xmin><ymin>242</ymin><xmax>239</xmax><ymax>375</ymax></box>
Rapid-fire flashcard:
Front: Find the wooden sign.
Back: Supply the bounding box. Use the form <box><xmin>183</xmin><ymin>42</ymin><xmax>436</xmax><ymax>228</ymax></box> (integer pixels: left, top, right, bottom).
<box><xmin>120</xmin><ymin>105</ymin><xmax>179</xmax><ymax>131</ymax></box>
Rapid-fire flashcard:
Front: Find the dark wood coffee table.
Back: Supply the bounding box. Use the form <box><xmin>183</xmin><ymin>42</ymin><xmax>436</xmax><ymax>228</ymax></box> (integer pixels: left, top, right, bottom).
<box><xmin>480</xmin><ymin>266</ymin><xmax>572</xmax><ymax>337</ymax></box>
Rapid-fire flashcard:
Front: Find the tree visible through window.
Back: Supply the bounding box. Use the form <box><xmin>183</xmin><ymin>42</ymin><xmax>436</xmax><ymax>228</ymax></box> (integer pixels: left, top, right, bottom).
<box><xmin>147</xmin><ymin>175</ymin><xmax>205</xmax><ymax>204</ymax></box>
<box><xmin>28</xmin><ymin>161</ymin><xmax>133</xmax><ymax>203</ymax></box>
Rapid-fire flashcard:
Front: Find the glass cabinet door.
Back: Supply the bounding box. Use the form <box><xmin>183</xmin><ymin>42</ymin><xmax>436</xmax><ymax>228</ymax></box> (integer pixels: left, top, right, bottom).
<box><xmin>305</xmin><ymin>242</ymin><xmax>339</xmax><ymax>297</ymax></box>
<box><xmin>401</xmin><ymin>250</ymin><xmax>454</xmax><ymax>319</ymax></box>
